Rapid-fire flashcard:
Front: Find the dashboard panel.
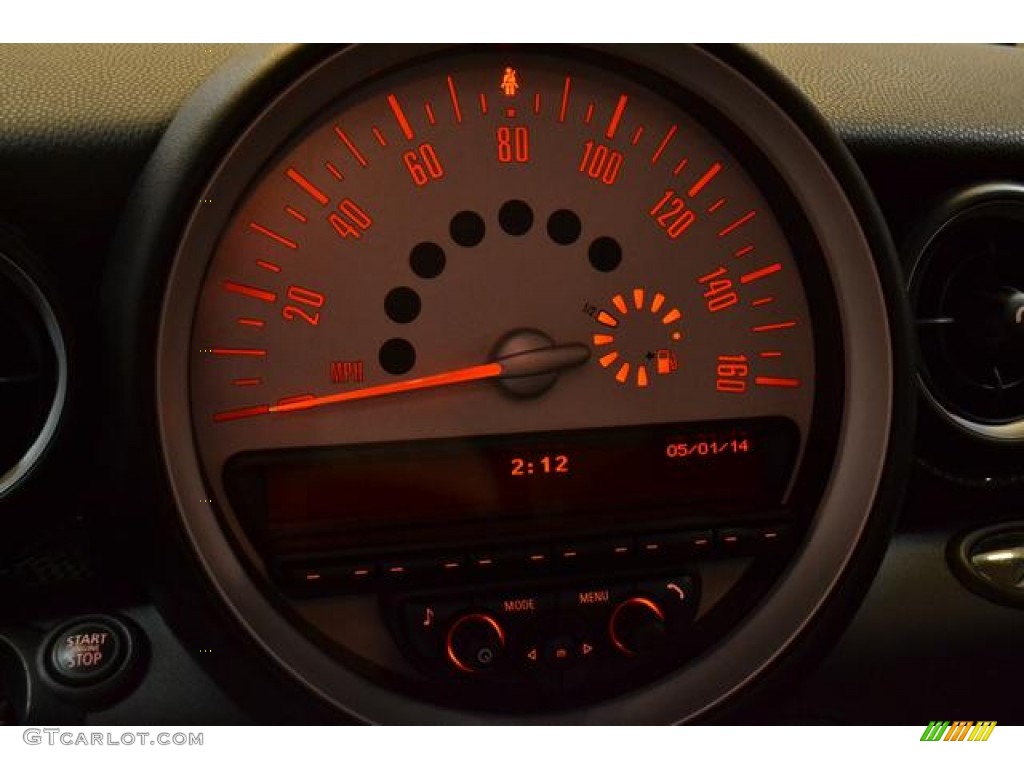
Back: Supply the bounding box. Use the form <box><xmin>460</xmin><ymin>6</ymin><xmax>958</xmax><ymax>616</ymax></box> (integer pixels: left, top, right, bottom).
<box><xmin>0</xmin><ymin>43</ymin><xmax>1022</xmax><ymax>725</ymax></box>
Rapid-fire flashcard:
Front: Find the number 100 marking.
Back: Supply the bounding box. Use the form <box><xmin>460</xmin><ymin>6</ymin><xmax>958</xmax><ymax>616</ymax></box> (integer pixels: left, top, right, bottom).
<box><xmin>578</xmin><ymin>141</ymin><xmax>623</xmax><ymax>185</ymax></box>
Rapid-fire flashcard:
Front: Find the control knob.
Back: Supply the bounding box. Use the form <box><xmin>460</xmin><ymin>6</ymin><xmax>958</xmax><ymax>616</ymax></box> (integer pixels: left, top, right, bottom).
<box><xmin>445</xmin><ymin>613</ymin><xmax>506</xmax><ymax>673</ymax></box>
<box><xmin>608</xmin><ymin>596</ymin><xmax>667</xmax><ymax>657</ymax></box>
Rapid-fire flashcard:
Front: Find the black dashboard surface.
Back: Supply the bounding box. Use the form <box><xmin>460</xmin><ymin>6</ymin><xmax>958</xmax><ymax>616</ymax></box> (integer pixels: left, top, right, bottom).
<box><xmin>1</xmin><ymin>43</ymin><xmax>1023</xmax><ymax>725</ymax></box>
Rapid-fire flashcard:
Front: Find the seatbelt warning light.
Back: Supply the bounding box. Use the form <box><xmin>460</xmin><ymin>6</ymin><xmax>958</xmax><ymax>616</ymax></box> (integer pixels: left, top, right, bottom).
<box><xmin>501</xmin><ymin>67</ymin><xmax>519</xmax><ymax>97</ymax></box>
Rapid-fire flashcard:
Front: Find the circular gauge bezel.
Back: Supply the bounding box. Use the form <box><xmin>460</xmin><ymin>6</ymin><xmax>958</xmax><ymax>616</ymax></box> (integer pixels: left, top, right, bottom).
<box><xmin>126</xmin><ymin>44</ymin><xmax>911</xmax><ymax>723</ymax></box>
<box><xmin>907</xmin><ymin>182</ymin><xmax>1024</xmax><ymax>443</ymax></box>
<box><xmin>0</xmin><ymin>248</ymin><xmax>67</xmax><ymax>499</ymax></box>
<box><xmin>179</xmin><ymin>44</ymin><xmax>844</xmax><ymax>709</ymax></box>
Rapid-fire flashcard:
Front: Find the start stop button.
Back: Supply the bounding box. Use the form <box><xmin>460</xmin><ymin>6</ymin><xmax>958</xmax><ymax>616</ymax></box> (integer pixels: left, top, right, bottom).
<box><xmin>49</xmin><ymin>622</ymin><xmax>123</xmax><ymax>684</ymax></box>
<box><xmin>39</xmin><ymin>618</ymin><xmax>140</xmax><ymax>696</ymax></box>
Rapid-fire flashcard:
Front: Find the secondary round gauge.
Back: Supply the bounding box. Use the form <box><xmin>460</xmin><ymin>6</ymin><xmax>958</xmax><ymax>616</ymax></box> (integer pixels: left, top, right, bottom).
<box><xmin>134</xmin><ymin>44</ymin><xmax>907</xmax><ymax>723</ymax></box>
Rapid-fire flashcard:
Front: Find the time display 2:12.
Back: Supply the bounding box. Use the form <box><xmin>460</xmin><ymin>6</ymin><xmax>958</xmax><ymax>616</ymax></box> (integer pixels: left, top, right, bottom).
<box><xmin>510</xmin><ymin>454</ymin><xmax>570</xmax><ymax>477</ymax></box>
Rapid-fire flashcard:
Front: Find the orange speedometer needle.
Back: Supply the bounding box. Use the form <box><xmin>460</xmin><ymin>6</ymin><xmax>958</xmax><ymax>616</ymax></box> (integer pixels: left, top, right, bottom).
<box><xmin>270</xmin><ymin>363</ymin><xmax>502</xmax><ymax>413</ymax></box>
<box><xmin>266</xmin><ymin>341</ymin><xmax>590</xmax><ymax>415</ymax></box>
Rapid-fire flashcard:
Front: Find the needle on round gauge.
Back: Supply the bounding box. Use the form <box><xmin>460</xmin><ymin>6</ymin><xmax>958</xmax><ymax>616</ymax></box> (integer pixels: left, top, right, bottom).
<box><xmin>213</xmin><ymin>330</ymin><xmax>590</xmax><ymax>422</ymax></box>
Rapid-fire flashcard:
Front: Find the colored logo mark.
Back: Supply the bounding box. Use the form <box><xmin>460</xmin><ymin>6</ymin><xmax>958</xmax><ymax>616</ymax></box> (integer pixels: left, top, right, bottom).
<box><xmin>920</xmin><ymin>721</ymin><xmax>996</xmax><ymax>742</ymax></box>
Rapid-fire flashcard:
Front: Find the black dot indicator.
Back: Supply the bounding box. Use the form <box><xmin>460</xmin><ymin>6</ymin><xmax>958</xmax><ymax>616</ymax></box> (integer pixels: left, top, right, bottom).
<box><xmin>410</xmin><ymin>242</ymin><xmax>446</xmax><ymax>279</ymax></box>
<box><xmin>379</xmin><ymin>338</ymin><xmax>416</xmax><ymax>375</ymax></box>
<box><xmin>547</xmin><ymin>209</ymin><xmax>582</xmax><ymax>245</ymax></box>
<box><xmin>498</xmin><ymin>200</ymin><xmax>534</xmax><ymax>236</ymax></box>
<box><xmin>588</xmin><ymin>237</ymin><xmax>623</xmax><ymax>272</ymax></box>
<box><xmin>385</xmin><ymin>287</ymin><xmax>421</xmax><ymax>324</ymax></box>
<box><xmin>450</xmin><ymin>211</ymin><xmax>486</xmax><ymax>247</ymax></box>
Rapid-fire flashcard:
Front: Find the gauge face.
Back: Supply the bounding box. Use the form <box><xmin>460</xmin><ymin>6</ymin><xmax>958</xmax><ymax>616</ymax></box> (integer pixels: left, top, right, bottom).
<box><xmin>189</xmin><ymin>51</ymin><xmax>823</xmax><ymax>553</ymax></box>
<box><xmin>145</xmin><ymin>44</ymin><xmax>902</xmax><ymax>722</ymax></box>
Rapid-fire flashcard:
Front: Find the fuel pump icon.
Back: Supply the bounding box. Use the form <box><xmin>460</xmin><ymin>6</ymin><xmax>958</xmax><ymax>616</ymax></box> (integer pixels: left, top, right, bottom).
<box><xmin>655</xmin><ymin>349</ymin><xmax>678</xmax><ymax>375</ymax></box>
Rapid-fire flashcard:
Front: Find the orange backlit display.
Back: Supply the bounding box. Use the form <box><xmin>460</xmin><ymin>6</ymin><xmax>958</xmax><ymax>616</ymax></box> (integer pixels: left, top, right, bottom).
<box><xmin>191</xmin><ymin>52</ymin><xmax>819</xmax><ymax>563</ymax></box>
<box><xmin>227</xmin><ymin>418</ymin><xmax>799</xmax><ymax>550</ymax></box>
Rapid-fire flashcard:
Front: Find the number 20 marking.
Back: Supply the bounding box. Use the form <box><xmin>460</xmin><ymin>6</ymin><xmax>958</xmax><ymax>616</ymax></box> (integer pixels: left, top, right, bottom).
<box><xmin>282</xmin><ymin>285</ymin><xmax>325</xmax><ymax>326</ymax></box>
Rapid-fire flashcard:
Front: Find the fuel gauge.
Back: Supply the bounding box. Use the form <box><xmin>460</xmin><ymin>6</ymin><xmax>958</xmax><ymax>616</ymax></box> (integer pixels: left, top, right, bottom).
<box><xmin>590</xmin><ymin>288</ymin><xmax>684</xmax><ymax>388</ymax></box>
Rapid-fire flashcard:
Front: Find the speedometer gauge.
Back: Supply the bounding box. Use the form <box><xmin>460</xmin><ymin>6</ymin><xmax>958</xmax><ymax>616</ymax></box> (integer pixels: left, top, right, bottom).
<box><xmin>118</xmin><ymin>45</ymin><xmax>911</xmax><ymax>723</ymax></box>
<box><xmin>191</xmin><ymin>51</ymin><xmax>826</xmax><ymax>556</ymax></box>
